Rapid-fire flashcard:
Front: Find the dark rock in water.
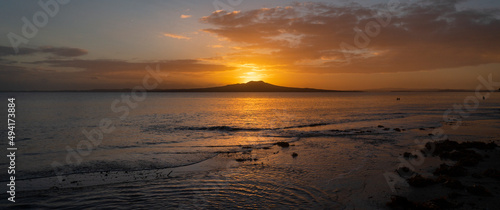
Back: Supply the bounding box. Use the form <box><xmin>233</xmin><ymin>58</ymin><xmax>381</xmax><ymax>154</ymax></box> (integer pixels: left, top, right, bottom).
<box><xmin>378</xmin><ymin>125</ymin><xmax>384</xmax><ymax>128</ymax></box>
<box><xmin>394</xmin><ymin>128</ymin><xmax>402</xmax><ymax>132</ymax></box>
<box><xmin>292</xmin><ymin>152</ymin><xmax>298</xmax><ymax>158</ymax></box>
<box><xmin>427</xmin><ymin>140</ymin><xmax>459</xmax><ymax>155</ymax></box>
<box><xmin>440</xmin><ymin>149</ymin><xmax>483</xmax><ymax>166</ymax></box>
<box><xmin>235</xmin><ymin>158</ymin><xmax>253</xmax><ymax>162</ymax></box>
<box><xmin>383</xmin><ymin>128</ymin><xmax>391</xmax><ymax>131</ymax></box>
<box><xmin>433</xmin><ymin>163</ymin><xmax>467</xmax><ymax>177</ymax></box>
<box><xmin>387</xmin><ymin>196</ymin><xmax>415</xmax><ymax>209</ymax></box>
<box><xmin>483</xmin><ymin>168</ymin><xmax>500</xmax><ymax>180</ymax></box>
<box><xmin>471</xmin><ymin>173</ymin><xmax>483</xmax><ymax>179</ymax></box>
<box><xmin>456</xmin><ymin>156</ymin><xmax>482</xmax><ymax>167</ymax></box>
<box><xmin>425</xmin><ymin>140</ymin><xmax>494</xmax><ymax>167</ymax></box>
<box><xmin>466</xmin><ymin>185</ymin><xmax>492</xmax><ymax>196</ymax></box>
<box><xmin>403</xmin><ymin>152</ymin><xmax>418</xmax><ymax>159</ymax></box>
<box><xmin>427</xmin><ymin>140</ymin><xmax>497</xmax><ymax>157</ymax></box>
<box><xmin>444</xmin><ymin>179</ymin><xmax>464</xmax><ymax>189</ymax></box>
<box><xmin>437</xmin><ymin>176</ymin><xmax>464</xmax><ymax>189</ymax></box>
<box><xmin>421</xmin><ymin>197</ymin><xmax>460</xmax><ymax>209</ymax></box>
<box><xmin>275</xmin><ymin>141</ymin><xmax>290</xmax><ymax>148</ymax></box>
<box><xmin>396</xmin><ymin>166</ymin><xmax>414</xmax><ymax>177</ymax></box>
<box><xmin>387</xmin><ymin>196</ymin><xmax>459</xmax><ymax>209</ymax></box>
<box><xmin>407</xmin><ymin>175</ymin><xmax>437</xmax><ymax>187</ymax></box>
<box><xmin>419</xmin><ymin>128</ymin><xmax>426</xmax><ymax>130</ymax></box>
<box><xmin>448</xmin><ymin>192</ymin><xmax>463</xmax><ymax>199</ymax></box>
<box><xmin>460</xmin><ymin>141</ymin><xmax>497</xmax><ymax>150</ymax></box>
<box><xmin>262</xmin><ymin>147</ymin><xmax>271</xmax><ymax>150</ymax></box>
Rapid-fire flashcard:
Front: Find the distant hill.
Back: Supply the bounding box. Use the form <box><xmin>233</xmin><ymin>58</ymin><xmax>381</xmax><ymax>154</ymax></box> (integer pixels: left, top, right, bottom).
<box><xmin>155</xmin><ymin>81</ymin><xmax>348</xmax><ymax>92</ymax></box>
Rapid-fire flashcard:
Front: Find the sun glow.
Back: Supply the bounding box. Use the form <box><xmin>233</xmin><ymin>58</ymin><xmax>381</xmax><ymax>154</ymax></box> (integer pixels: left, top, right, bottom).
<box><xmin>238</xmin><ymin>63</ymin><xmax>267</xmax><ymax>83</ymax></box>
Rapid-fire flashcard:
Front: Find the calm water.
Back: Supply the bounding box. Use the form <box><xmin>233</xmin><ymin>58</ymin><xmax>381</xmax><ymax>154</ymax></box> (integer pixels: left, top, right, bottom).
<box><xmin>0</xmin><ymin>92</ymin><xmax>499</xmax><ymax>208</ymax></box>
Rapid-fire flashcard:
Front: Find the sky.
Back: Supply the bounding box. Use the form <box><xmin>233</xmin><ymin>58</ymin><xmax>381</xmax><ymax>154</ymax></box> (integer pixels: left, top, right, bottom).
<box><xmin>0</xmin><ymin>0</ymin><xmax>499</xmax><ymax>91</ymax></box>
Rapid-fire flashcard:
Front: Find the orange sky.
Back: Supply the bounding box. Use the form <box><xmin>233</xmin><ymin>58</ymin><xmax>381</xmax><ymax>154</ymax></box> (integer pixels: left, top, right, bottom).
<box><xmin>1</xmin><ymin>0</ymin><xmax>500</xmax><ymax>90</ymax></box>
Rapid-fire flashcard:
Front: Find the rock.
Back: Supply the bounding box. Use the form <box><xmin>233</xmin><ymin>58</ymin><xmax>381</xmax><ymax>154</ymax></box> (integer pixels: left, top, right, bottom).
<box><xmin>466</xmin><ymin>185</ymin><xmax>492</xmax><ymax>196</ymax></box>
<box><xmin>275</xmin><ymin>141</ymin><xmax>290</xmax><ymax>148</ymax></box>
<box><xmin>421</xmin><ymin>197</ymin><xmax>459</xmax><ymax>209</ymax></box>
<box><xmin>471</xmin><ymin>173</ymin><xmax>483</xmax><ymax>179</ymax></box>
<box><xmin>440</xmin><ymin>149</ymin><xmax>482</xmax><ymax>166</ymax></box>
<box><xmin>426</xmin><ymin>140</ymin><xmax>459</xmax><ymax>155</ymax></box>
<box><xmin>448</xmin><ymin>192</ymin><xmax>463</xmax><ymax>199</ymax></box>
<box><xmin>424</xmin><ymin>140</ymin><xmax>497</xmax><ymax>168</ymax></box>
<box><xmin>292</xmin><ymin>152</ymin><xmax>298</xmax><ymax>158</ymax></box>
<box><xmin>386</xmin><ymin>196</ymin><xmax>415</xmax><ymax>209</ymax></box>
<box><xmin>396</xmin><ymin>166</ymin><xmax>414</xmax><ymax>177</ymax></box>
<box><xmin>433</xmin><ymin>163</ymin><xmax>467</xmax><ymax>177</ymax></box>
<box><xmin>394</xmin><ymin>128</ymin><xmax>402</xmax><ymax>132</ymax></box>
<box><xmin>483</xmin><ymin>168</ymin><xmax>500</xmax><ymax>180</ymax></box>
<box><xmin>427</xmin><ymin>140</ymin><xmax>497</xmax><ymax>157</ymax></box>
<box><xmin>403</xmin><ymin>152</ymin><xmax>418</xmax><ymax>159</ymax></box>
<box><xmin>235</xmin><ymin>158</ymin><xmax>253</xmax><ymax>162</ymax></box>
<box><xmin>407</xmin><ymin>175</ymin><xmax>437</xmax><ymax>187</ymax></box>
<box><xmin>387</xmin><ymin>196</ymin><xmax>459</xmax><ymax>209</ymax></box>
<box><xmin>378</xmin><ymin>125</ymin><xmax>384</xmax><ymax>128</ymax></box>
<box><xmin>436</xmin><ymin>176</ymin><xmax>464</xmax><ymax>189</ymax></box>
<box><xmin>443</xmin><ymin>179</ymin><xmax>464</xmax><ymax>189</ymax></box>
<box><xmin>460</xmin><ymin>141</ymin><xmax>497</xmax><ymax>150</ymax></box>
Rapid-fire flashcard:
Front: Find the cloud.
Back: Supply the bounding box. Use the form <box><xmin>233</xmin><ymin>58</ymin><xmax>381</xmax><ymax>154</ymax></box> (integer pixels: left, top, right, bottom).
<box><xmin>0</xmin><ymin>46</ymin><xmax>38</xmax><ymax>57</ymax></box>
<box><xmin>181</xmin><ymin>14</ymin><xmax>192</xmax><ymax>19</ymax></box>
<box><xmin>0</xmin><ymin>58</ymin><xmax>236</xmax><ymax>90</ymax></box>
<box><xmin>31</xmin><ymin>59</ymin><xmax>234</xmax><ymax>74</ymax></box>
<box><xmin>39</xmin><ymin>46</ymin><xmax>88</xmax><ymax>57</ymax></box>
<box><xmin>200</xmin><ymin>0</ymin><xmax>500</xmax><ymax>73</ymax></box>
<box><xmin>163</xmin><ymin>33</ymin><xmax>191</xmax><ymax>40</ymax></box>
<box><xmin>0</xmin><ymin>45</ymin><xmax>87</xmax><ymax>57</ymax></box>
<box><xmin>207</xmin><ymin>45</ymin><xmax>224</xmax><ymax>48</ymax></box>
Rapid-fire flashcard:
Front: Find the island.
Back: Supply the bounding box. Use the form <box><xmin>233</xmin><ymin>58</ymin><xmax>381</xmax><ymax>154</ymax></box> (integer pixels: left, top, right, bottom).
<box><xmin>153</xmin><ymin>81</ymin><xmax>352</xmax><ymax>92</ymax></box>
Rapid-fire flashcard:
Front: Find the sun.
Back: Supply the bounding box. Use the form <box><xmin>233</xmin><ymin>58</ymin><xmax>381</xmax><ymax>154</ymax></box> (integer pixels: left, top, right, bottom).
<box><xmin>240</xmin><ymin>71</ymin><xmax>263</xmax><ymax>82</ymax></box>
<box><xmin>237</xmin><ymin>64</ymin><xmax>266</xmax><ymax>83</ymax></box>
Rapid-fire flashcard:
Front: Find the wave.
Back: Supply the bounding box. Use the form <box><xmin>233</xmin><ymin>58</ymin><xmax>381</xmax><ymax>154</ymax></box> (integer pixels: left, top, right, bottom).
<box><xmin>175</xmin><ymin>126</ymin><xmax>264</xmax><ymax>132</ymax></box>
<box><xmin>144</xmin><ymin>113</ymin><xmax>410</xmax><ymax>134</ymax></box>
<box><xmin>8</xmin><ymin>154</ymin><xmax>216</xmax><ymax>182</ymax></box>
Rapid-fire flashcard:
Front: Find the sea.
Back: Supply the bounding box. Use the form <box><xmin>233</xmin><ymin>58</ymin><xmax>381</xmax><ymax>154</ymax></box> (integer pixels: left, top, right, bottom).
<box><xmin>0</xmin><ymin>92</ymin><xmax>499</xmax><ymax>208</ymax></box>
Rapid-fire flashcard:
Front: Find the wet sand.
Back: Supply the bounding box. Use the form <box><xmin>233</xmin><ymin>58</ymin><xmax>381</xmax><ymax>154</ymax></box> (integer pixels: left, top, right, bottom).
<box><xmin>3</xmin><ymin>118</ymin><xmax>499</xmax><ymax>209</ymax></box>
<box><xmin>175</xmin><ymin>118</ymin><xmax>500</xmax><ymax>209</ymax></box>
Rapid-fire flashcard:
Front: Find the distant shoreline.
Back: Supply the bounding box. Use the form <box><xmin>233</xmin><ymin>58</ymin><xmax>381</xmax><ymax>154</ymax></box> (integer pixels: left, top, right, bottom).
<box><xmin>1</xmin><ymin>81</ymin><xmax>499</xmax><ymax>93</ymax></box>
<box><xmin>1</xmin><ymin>90</ymin><xmax>497</xmax><ymax>93</ymax></box>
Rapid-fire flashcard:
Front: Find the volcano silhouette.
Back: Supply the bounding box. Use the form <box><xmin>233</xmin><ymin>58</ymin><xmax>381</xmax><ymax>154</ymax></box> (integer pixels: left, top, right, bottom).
<box><xmin>158</xmin><ymin>81</ymin><xmax>344</xmax><ymax>92</ymax></box>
